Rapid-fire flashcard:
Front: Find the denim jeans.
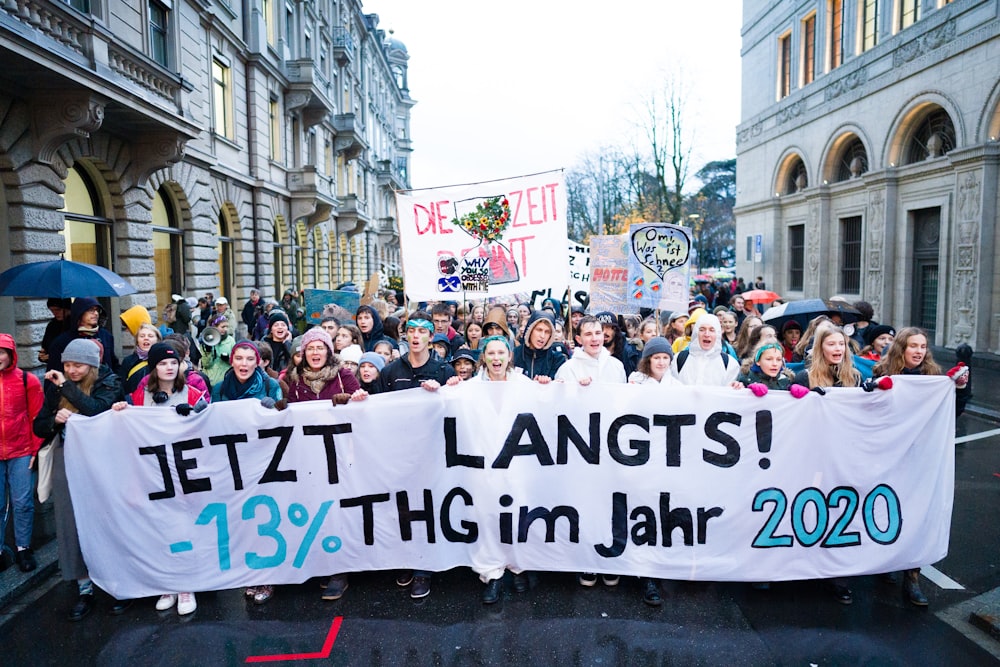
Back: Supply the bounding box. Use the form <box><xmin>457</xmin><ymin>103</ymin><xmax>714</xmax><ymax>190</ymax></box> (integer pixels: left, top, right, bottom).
<box><xmin>0</xmin><ymin>456</ymin><xmax>34</xmax><ymax>548</ymax></box>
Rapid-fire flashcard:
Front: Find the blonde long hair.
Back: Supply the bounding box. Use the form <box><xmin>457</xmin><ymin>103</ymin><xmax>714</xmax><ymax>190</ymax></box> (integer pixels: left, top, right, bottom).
<box><xmin>58</xmin><ymin>366</ymin><xmax>99</xmax><ymax>413</ymax></box>
<box><xmin>807</xmin><ymin>325</ymin><xmax>860</xmax><ymax>388</ymax></box>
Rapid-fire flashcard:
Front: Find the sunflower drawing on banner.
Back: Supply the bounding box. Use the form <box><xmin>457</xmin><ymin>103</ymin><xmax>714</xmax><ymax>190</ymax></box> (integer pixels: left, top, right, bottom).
<box><xmin>451</xmin><ymin>195</ymin><xmax>519</xmax><ymax>292</ymax></box>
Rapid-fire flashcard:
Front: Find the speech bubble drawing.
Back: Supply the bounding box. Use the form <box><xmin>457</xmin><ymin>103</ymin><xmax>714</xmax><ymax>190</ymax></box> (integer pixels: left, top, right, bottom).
<box><xmin>630</xmin><ymin>226</ymin><xmax>691</xmax><ymax>280</ymax></box>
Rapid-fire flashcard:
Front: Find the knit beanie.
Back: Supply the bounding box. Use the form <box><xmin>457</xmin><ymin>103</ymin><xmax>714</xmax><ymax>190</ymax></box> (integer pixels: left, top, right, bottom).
<box><xmin>299</xmin><ymin>327</ymin><xmax>335</xmax><ymax>357</ymax></box>
<box><xmin>232</xmin><ymin>340</ymin><xmax>262</xmax><ymax>364</ymax></box>
<box><xmin>641</xmin><ymin>336</ymin><xmax>673</xmax><ymax>359</ymax></box>
<box><xmin>864</xmin><ymin>324</ymin><xmax>896</xmax><ymax>347</ymax></box>
<box><xmin>340</xmin><ymin>344</ymin><xmax>363</xmax><ymax>364</ymax></box>
<box><xmin>358</xmin><ymin>351</ymin><xmax>385</xmax><ymax>371</ymax></box>
<box><xmin>147</xmin><ymin>342</ymin><xmax>179</xmax><ymax>368</ymax></box>
<box><xmin>62</xmin><ymin>338</ymin><xmax>101</xmax><ymax>367</ymax></box>
<box><xmin>269</xmin><ymin>310</ymin><xmax>291</xmax><ymax>328</ymax></box>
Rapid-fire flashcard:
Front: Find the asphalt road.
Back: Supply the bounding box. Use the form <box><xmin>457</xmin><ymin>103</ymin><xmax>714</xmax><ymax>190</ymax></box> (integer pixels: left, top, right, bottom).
<box><xmin>1</xmin><ymin>414</ymin><xmax>998</xmax><ymax>666</ymax></box>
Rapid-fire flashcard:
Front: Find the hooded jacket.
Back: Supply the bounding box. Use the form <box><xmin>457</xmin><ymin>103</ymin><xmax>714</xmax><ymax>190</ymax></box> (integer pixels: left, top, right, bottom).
<box><xmin>483</xmin><ymin>307</ymin><xmax>513</xmax><ymax>341</ymax></box>
<box><xmin>512</xmin><ymin>311</ymin><xmax>567</xmax><ymax>379</ymax></box>
<box><xmin>46</xmin><ymin>297</ymin><xmax>120</xmax><ymax>374</ymax></box>
<box><xmin>0</xmin><ymin>334</ymin><xmax>45</xmax><ymax>459</ymax></box>
<box><xmin>357</xmin><ymin>305</ymin><xmax>391</xmax><ymax>352</ymax></box>
<box><xmin>671</xmin><ymin>314</ymin><xmax>739</xmax><ymax>386</ymax></box>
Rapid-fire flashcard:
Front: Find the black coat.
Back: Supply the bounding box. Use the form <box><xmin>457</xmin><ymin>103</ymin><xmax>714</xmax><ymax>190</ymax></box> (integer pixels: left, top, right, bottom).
<box><xmin>375</xmin><ymin>354</ymin><xmax>456</xmax><ymax>393</ymax></box>
<box><xmin>34</xmin><ymin>366</ymin><xmax>122</xmax><ymax>439</ymax></box>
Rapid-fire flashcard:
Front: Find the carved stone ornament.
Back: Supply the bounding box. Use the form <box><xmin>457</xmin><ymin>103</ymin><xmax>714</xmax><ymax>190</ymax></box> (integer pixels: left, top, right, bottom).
<box><xmin>31</xmin><ymin>93</ymin><xmax>106</xmax><ymax>163</ymax></box>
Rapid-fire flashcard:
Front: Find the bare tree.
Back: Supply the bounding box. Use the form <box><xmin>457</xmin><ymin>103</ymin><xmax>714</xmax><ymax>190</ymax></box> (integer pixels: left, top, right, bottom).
<box><xmin>637</xmin><ymin>76</ymin><xmax>693</xmax><ymax>224</ymax></box>
<box><xmin>565</xmin><ymin>147</ymin><xmax>632</xmax><ymax>241</ymax></box>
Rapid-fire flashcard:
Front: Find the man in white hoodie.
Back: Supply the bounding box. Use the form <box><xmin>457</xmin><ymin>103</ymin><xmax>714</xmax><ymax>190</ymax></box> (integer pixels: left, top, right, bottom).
<box><xmin>670</xmin><ymin>313</ymin><xmax>741</xmax><ymax>386</ymax></box>
<box><xmin>555</xmin><ymin>315</ymin><xmax>626</xmax><ymax>385</ymax></box>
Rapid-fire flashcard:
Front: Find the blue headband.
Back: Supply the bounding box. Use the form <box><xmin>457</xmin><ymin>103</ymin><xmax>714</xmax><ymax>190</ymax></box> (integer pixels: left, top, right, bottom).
<box><xmin>405</xmin><ymin>318</ymin><xmax>433</xmax><ymax>333</ymax></box>
<box><xmin>481</xmin><ymin>335</ymin><xmax>511</xmax><ymax>352</ymax></box>
<box><xmin>754</xmin><ymin>342</ymin><xmax>785</xmax><ymax>363</ymax></box>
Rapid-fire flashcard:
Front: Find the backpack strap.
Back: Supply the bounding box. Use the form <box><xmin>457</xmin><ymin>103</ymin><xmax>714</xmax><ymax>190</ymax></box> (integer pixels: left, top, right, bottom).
<box><xmin>677</xmin><ymin>349</ymin><xmax>689</xmax><ymax>372</ymax></box>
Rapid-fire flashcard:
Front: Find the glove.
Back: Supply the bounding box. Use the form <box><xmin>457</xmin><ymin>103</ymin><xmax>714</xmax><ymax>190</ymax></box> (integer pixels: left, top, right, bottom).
<box><xmin>790</xmin><ymin>384</ymin><xmax>810</xmax><ymax>399</ymax></box>
<box><xmin>862</xmin><ymin>377</ymin><xmax>893</xmax><ymax>392</ymax></box>
<box><xmin>811</xmin><ymin>386</ymin><xmax>826</xmax><ymax>396</ymax></box>
<box><xmin>260</xmin><ymin>397</ymin><xmax>277</xmax><ymax>410</ymax></box>
<box><xmin>331</xmin><ymin>393</ymin><xmax>352</xmax><ymax>405</ymax></box>
<box><xmin>947</xmin><ymin>363</ymin><xmax>969</xmax><ymax>386</ymax></box>
<box><xmin>748</xmin><ymin>383</ymin><xmax>768</xmax><ymax>397</ymax></box>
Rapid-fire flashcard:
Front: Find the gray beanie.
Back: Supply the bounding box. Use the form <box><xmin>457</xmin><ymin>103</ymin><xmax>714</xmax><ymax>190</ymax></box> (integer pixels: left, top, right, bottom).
<box><xmin>641</xmin><ymin>336</ymin><xmax>673</xmax><ymax>360</ymax></box>
<box><xmin>62</xmin><ymin>338</ymin><xmax>101</xmax><ymax>367</ymax></box>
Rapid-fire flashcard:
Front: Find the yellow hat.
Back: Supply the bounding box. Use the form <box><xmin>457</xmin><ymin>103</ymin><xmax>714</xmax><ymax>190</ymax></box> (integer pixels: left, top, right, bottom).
<box><xmin>120</xmin><ymin>304</ymin><xmax>152</xmax><ymax>337</ymax></box>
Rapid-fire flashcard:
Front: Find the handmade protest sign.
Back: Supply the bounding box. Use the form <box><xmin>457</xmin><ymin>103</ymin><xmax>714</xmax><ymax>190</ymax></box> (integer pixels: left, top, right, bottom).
<box><xmin>66</xmin><ymin>377</ymin><xmax>954</xmax><ymax>598</ymax></box>
<box><xmin>627</xmin><ymin>223</ymin><xmax>692</xmax><ymax>312</ymax></box>
<box><xmin>395</xmin><ymin>172</ymin><xmax>569</xmax><ymax>300</ymax></box>
<box><xmin>588</xmin><ymin>235</ymin><xmax>629</xmax><ymax>314</ymax></box>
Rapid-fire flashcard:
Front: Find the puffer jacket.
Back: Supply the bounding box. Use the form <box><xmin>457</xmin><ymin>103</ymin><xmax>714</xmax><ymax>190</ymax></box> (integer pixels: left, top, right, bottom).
<box><xmin>0</xmin><ymin>333</ymin><xmax>45</xmax><ymax>459</ymax></box>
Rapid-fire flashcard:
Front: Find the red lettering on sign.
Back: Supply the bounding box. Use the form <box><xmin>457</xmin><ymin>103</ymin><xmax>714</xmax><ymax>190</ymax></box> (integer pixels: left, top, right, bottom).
<box><xmin>435</xmin><ymin>200</ymin><xmax>452</xmax><ymax>234</ymax></box>
<box><xmin>508</xmin><ymin>235</ymin><xmax>535</xmax><ymax>276</ymax></box>
<box><xmin>509</xmin><ymin>190</ymin><xmax>525</xmax><ymax>227</ymax></box>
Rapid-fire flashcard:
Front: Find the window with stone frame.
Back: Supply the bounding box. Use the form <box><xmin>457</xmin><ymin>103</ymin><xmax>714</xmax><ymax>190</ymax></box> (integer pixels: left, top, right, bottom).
<box><xmin>788</xmin><ymin>224</ymin><xmax>805</xmax><ymax>291</ymax></box>
<box><xmin>840</xmin><ymin>216</ymin><xmax>862</xmax><ymax>294</ymax></box>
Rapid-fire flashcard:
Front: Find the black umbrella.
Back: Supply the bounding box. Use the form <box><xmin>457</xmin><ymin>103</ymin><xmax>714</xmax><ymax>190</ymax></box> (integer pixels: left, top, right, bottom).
<box><xmin>761</xmin><ymin>298</ymin><xmax>860</xmax><ymax>330</ymax></box>
<box><xmin>0</xmin><ymin>259</ymin><xmax>137</xmax><ymax>298</ymax></box>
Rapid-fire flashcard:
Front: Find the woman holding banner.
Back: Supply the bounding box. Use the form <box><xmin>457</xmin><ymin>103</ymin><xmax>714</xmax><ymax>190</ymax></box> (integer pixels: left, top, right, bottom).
<box><xmin>872</xmin><ymin>327</ymin><xmax>970</xmax><ymax>606</ymax></box>
<box><xmin>112</xmin><ymin>343</ymin><xmax>209</xmax><ymax>616</ymax></box>
<box><xmin>34</xmin><ymin>339</ymin><xmax>124</xmax><ymax>621</ymax></box>
<box><xmin>212</xmin><ymin>341</ymin><xmax>284</xmax><ymax>604</ymax></box>
<box><xmin>285</xmin><ymin>328</ymin><xmax>362</xmax><ymax>602</ymax></box>
<box><xmin>791</xmin><ymin>324</ymin><xmax>865</xmax><ymax>605</ymax></box>
<box><xmin>445</xmin><ymin>335</ymin><xmax>545</xmax><ymax>604</ymax></box>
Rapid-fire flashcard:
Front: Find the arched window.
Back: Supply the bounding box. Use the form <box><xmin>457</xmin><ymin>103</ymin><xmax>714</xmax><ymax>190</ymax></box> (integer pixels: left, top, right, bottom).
<box><xmin>61</xmin><ymin>165</ymin><xmax>112</xmax><ymax>269</ymax></box>
<box><xmin>905</xmin><ymin>108</ymin><xmax>956</xmax><ymax>164</ymax></box>
<box><xmin>835</xmin><ymin>138</ymin><xmax>869</xmax><ymax>181</ymax></box>
<box><xmin>217</xmin><ymin>210</ymin><xmax>235</xmax><ymax>304</ymax></box>
<box><xmin>783</xmin><ymin>157</ymin><xmax>808</xmax><ymax>194</ymax></box>
<box><xmin>152</xmin><ymin>187</ymin><xmax>184</xmax><ymax>311</ymax></box>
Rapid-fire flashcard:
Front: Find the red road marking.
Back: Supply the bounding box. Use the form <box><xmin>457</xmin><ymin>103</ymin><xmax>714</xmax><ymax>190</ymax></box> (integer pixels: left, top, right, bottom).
<box><xmin>993</xmin><ymin>473</ymin><xmax>1000</xmax><ymax>479</ymax></box>
<box><xmin>245</xmin><ymin>616</ymin><xmax>343</xmax><ymax>663</ymax></box>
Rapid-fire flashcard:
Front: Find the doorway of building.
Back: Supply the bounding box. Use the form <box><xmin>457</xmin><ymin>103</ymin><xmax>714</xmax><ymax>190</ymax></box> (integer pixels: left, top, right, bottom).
<box><xmin>911</xmin><ymin>207</ymin><xmax>940</xmax><ymax>340</ymax></box>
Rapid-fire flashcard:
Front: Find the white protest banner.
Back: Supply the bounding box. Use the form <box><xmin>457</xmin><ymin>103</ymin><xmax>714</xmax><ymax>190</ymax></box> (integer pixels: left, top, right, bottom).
<box><xmin>588</xmin><ymin>235</ymin><xmax>629</xmax><ymax>314</ymax></box>
<box><xmin>395</xmin><ymin>172</ymin><xmax>569</xmax><ymax>300</ymax></box>
<box><xmin>66</xmin><ymin>377</ymin><xmax>954</xmax><ymax>599</ymax></box>
<box><xmin>526</xmin><ymin>241</ymin><xmax>591</xmax><ymax>313</ymax></box>
<box><xmin>626</xmin><ymin>223</ymin><xmax>692</xmax><ymax>313</ymax></box>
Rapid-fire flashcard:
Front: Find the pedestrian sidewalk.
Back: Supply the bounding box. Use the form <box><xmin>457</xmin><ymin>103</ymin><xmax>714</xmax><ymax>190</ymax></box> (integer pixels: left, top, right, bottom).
<box><xmin>0</xmin><ymin>539</ymin><xmax>59</xmax><ymax>628</ymax></box>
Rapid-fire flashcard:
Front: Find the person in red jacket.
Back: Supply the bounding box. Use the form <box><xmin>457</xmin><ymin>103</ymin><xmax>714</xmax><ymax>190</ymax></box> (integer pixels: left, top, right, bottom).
<box><xmin>0</xmin><ymin>333</ymin><xmax>44</xmax><ymax>572</ymax></box>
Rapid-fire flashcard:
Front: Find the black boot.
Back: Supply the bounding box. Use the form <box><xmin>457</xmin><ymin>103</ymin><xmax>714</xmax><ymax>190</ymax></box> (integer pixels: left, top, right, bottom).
<box><xmin>641</xmin><ymin>578</ymin><xmax>662</xmax><ymax>607</ymax></box>
<box><xmin>482</xmin><ymin>578</ymin><xmax>502</xmax><ymax>604</ymax></box>
<box><xmin>15</xmin><ymin>548</ymin><xmax>36</xmax><ymax>573</ymax></box>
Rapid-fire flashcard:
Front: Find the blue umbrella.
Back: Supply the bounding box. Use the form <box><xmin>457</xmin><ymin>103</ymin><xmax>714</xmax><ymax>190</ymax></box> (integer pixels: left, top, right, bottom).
<box><xmin>0</xmin><ymin>258</ymin><xmax>138</xmax><ymax>298</ymax></box>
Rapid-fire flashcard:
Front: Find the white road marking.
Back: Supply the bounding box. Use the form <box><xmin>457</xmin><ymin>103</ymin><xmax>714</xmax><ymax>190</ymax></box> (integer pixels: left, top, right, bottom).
<box><xmin>955</xmin><ymin>427</ymin><xmax>1000</xmax><ymax>444</ymax></box>
<box><xmin>922</xmin><ymin>565</ymin><xmax>965</xmax><ymax>590</ymax></box>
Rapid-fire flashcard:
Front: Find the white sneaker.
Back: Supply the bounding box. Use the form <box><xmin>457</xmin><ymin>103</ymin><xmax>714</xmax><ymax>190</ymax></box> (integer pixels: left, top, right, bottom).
<box><xmin>155</xmin><ymin>594</ymin><xmax>177</xmax><ymax>611</ymax></box>
<box><xmin>177</xmin><ymin>592</ymin><xmax>197</xmax><ymax>615</ymax></box>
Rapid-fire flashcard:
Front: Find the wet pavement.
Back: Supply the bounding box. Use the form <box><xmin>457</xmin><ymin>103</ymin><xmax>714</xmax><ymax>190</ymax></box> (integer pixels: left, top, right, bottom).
<box><xmin>1</xmin><ymin>413</ymin><xmax>999</xmax><ymax>666</ymax></box>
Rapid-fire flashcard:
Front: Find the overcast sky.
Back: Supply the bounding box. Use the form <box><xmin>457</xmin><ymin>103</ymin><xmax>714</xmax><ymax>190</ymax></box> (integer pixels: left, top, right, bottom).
<box><xmin>364</xmin><ymin>1</ymin><xmax>743</xmax><ymax>190</ymax></box>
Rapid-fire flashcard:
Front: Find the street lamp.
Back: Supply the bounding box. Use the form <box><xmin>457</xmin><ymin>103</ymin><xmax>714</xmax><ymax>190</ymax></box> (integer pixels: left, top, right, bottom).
<box><xmin>687</xmin><ymin>214</ymin><xmax>701</xmax><ymax>272</ymax></box>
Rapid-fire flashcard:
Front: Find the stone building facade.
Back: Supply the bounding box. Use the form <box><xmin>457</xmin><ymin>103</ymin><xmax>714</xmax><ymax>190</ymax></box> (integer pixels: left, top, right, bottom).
<box><xmin>0</xmin><ymin>0</ymin><xmax>412</xmax><ymax>359</ymax></box>
<box><xmin>735</xmin><ymin>0</ymin><xmax>1000</xmax><ymax>350</ymax></box>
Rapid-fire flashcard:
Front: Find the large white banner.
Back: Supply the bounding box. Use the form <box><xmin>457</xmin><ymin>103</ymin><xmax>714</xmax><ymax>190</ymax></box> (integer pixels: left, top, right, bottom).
<box><xmin>66</xmin><ymin>377</ymin><xmax>954</xmax><ymax>599</ymax></box>
<box><xmin>395</xmin><ymin>172</ymin><xmax>569</xmax><ymax>300</ymax></box>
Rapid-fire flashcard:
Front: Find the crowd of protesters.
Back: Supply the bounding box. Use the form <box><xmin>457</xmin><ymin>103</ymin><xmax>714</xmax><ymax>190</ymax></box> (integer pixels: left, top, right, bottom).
<box><xmin>0</xmin><ymin>279</ymin><xmax>972</xmax><ymax>620</ymax></box>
